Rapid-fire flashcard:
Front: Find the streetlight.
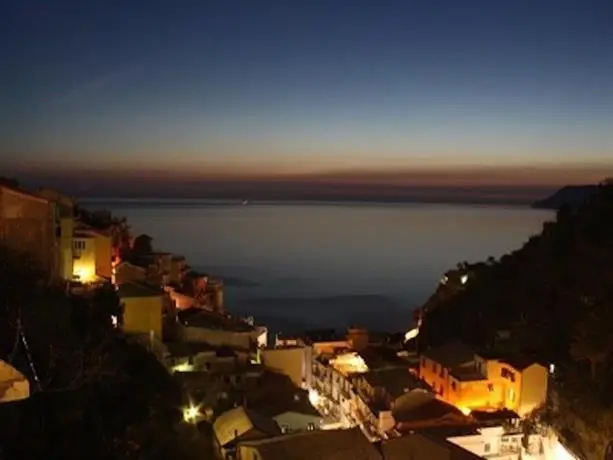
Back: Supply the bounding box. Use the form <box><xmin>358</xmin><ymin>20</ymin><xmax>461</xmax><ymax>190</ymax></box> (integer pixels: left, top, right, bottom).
<box><xmin>183</xmin><ymin>404</ymin><xmax>200</xmax><ymax>423</ymax></box>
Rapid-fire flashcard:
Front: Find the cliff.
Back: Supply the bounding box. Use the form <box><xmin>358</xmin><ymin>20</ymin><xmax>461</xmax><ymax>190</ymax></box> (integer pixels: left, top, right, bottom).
<box><xmin>532</xmin><ymin>185</ymin><xmax>599</xmax><ymax>209</ymax></box>
<box><xmin>419</xmin><ymin>181</ymin><xmax>613</xmax><ymax>460</ymax></box>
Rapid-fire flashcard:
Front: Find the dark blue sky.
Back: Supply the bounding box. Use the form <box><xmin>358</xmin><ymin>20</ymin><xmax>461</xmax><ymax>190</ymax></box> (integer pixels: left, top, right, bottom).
<box><xmin>1</xmin><ymin>0</ymin><xmax>612</xmax><ymax>194</ymax></box>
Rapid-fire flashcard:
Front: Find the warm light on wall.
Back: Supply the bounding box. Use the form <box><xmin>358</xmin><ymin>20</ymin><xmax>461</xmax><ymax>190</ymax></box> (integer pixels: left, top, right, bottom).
<box><xmin>329</xmin><ymin>352</ymin><xmax>369</xmax><ymax>376</ymax></box>
<box><xmin>73</xmin><ymin>265</ymin><xmax>96</xmax><ymax>283</ymax></box>
<box><xmin>172</xmin><ymin>363</ymin><xmax>195</xmax><ymax>373</ymax></box>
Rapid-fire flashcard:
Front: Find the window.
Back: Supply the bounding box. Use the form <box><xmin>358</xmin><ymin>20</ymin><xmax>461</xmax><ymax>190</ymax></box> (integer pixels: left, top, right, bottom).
<box><xmin>508</xmin><ymin>388</ymin><xmax>515</xmax><ymax>402</ymax></box>
<box><xmin>484</xmin><ymin>443</ymin><xmax>491</xmax><ymax>453</ymax></box>
<box><xmin>451</xmin><ymin>381</ymin><xmax>457</xmax><ymax>391</ymax></box>
<box><xmin>488</xmin><ymin>383</ymin><xmax>494</xmax><ymax>392</ymax></box>
<box><xmin>307</xmin><ymin>423</ymin><xmax>315</xmax><ymax>431</ymax></box>
<box><xmin>439</xmin><ymin>367</ymin><xmax>445</xmax><ymax>378</ymax></box>
<box><xmin>421</xmin><ymin>357</ymin><xmax>426</xmax><ymax>367</ymax></box>
<box><xmin>501</xmin><ymin>368</ymin><xmax>516</xmax><ymax>382</ymax></box>
<box><xmin>439</xmin><ymin>385</ymin><xmax>444</xmax><ymax>397</ymax></box>
<box><xmin>432</xmin><ymin>363</ymin><xmax>437</xmax><ymax>373</ymax></box>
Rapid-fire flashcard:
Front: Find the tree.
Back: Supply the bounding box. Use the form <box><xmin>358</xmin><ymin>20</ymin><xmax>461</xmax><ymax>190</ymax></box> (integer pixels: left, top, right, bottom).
<box><xmin>132</xmin><ymin>234</ymin><xmax>153</xmax><ymax>256</ymax></box>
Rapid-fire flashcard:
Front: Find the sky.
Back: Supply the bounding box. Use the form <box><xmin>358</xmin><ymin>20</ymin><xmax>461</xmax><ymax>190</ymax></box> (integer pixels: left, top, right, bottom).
<box><xmin>1</xmin><ymin>0</ymin><xmax>612</xmax><ymax>200</ymax></box>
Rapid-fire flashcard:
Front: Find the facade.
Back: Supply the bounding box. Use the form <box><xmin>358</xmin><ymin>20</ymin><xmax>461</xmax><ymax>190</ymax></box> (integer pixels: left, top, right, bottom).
<box><xmin>0</xmin><ymin>184</ymin><xmax>57</xmax><ymax>278</ymax></box>
<box><xmin>260</xmin><ymin>346</ymin><xmax>313</xmax><ymax>388</ymax></box>
<box><xmin>72</xmin><ymin>227</ymin><xmax>112</xmax><ymax>282</ymax></box>
<box><xmin>419</xmin><ymin>342</ymin><xmax>548</xmax><ymax>415</ymax></box>
<box><xmin>178</xmin><ymin>308</ymin><xmax>266</xmax><ymax>352</ymax></box>
<box><xmin>118</xmin><ymin>282</ymin><xmax>168</xmax><ymax>338</ymax></box>
<box><xmin>38</xmin><ymin>188</ymin><xmax>75</xmax><ymax>280</ymax></box>
<box><xmin>448</xmin><ymin>426</ymin><xmax>522</xmax><ymax>460</ymax></box>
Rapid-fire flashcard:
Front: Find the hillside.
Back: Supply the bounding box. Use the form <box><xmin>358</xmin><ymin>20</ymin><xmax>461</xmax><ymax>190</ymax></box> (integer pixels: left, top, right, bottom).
<box><xmin>532</xmin><ymin>184</ymin><xmax>599</xmax><ymax>209</ymax></box>
<box><xmin>419</xmin><ymin>181</ymin><xmax>613</xmax><ymax>460</ymax></box>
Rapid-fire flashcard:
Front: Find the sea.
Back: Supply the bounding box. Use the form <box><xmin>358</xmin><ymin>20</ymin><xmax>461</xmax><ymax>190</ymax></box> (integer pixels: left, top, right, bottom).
<box><xmin>84</xmin><ymin>200</ymin><xmax>553</xmax><ymax>334</ymax></box>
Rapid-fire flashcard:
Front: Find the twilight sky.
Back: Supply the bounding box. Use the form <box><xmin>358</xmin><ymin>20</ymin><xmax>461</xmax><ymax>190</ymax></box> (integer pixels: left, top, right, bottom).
<box><xmin>1</xmin><ymin>0</ymin><xmax>612</xmax><ymax>199</ymax></box>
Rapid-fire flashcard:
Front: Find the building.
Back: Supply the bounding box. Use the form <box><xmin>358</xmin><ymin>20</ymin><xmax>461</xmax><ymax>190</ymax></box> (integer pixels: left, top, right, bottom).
<box><xmin>419</xmin><ymin>342</ymin><xmax>548</xmax><ymax>416</ymax></box>
<box><xmin>72</xmin><ymin>225</ymin><xmax>112</xmax><ymax>282</ymax></box>
<box><xmin>0</xmin><ymin>184</ymin><xmax>57</xmax><ymax>277</ymax></box>
<box><xmin>38</xmin><ymin>188</ymin><xmax>75</xmax><ymax>280</ymax></box>
<box><xmin>448</xmin><ymin>425</ymin><xmax>523</xmax><ymax>460</ymax></box>
<box><xmin>246</xmin><ymin>372</ymin><xmax>323</xmax><ymax>433</ymax></box>
<box><xmin>393</xmin><ymin>391</ymin><xmax>473</xmax><ymax>433</ymax></box>
<box><xmin>118</xmin><ymin>282</ymin><xmax>170</xmax><ymax>338</ymax></box>
<box><xmin>178</xmin><ymin>307</ymin><xmax>267</xmax><ymax>352</ymax></box>
<box><xmin>0</xmin><ymin>360</ymin><xmax>29</xmax><ymax>403</ymax></box>
<box><xmin>382</xmin><ymin>432</ymin><xmax>484</xmax><ymax>460</ymax></box>
<box><xmin>236</xmin><ymin>427</ymin><xmax>381</xmax><ymax>460</ymax></box>
<box><xmin>351</xmin><ymin>367</ymin><xmax>432</xmax><ymax>435</ymax></box>
<box><xmin>213</xmin><ymin>406</ymin><xmax>281</xmax><ymax>459</ymax></box>
<box><xmin>114</xmin><ymin>260</ymin><xmax>147</xmax><ymax>285</ymax></box>
<box><xmin>260</xmin><ymin>345</ymin><xmax>313</xmax><ymax>388</ymax></box>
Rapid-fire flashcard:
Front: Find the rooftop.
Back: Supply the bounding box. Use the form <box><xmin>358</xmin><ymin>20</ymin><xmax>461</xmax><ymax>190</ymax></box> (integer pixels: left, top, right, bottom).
<box><xmin>214</xmin><ymin>406</ymin><xmax>281</xmax><ymax>448</ymax></box>
<box><xmin>238</xmin><ymin>427</ymin><xmax>381</xmax><ymax>460</ymax></box>
<box><xmin>422</xmin><ymin>342</ymin><xmax>477</xmax><ymax>369</ymax></box>
<box><xmin>178</xmin><ymin>307</ymin><xmax>255</xmax><ymax>332</ymax></box>
<box><xmin>393</xmin><ymin>392</ymin><xmax>466</xmax><ymax>426</ymax></box>
<box><xmin>246</xmin><ymin>371</ymin><xmax>321</xmax><ymax>418</ymax></box>
<box><xmin>361</xmin><ymin>367</ymin><xmax>430</xmax><ymax>399</ymax></box>
<box><xmin>382</xmin><ymin>432</ymin><xmax>483</xmax><ymax>460</ymax></box>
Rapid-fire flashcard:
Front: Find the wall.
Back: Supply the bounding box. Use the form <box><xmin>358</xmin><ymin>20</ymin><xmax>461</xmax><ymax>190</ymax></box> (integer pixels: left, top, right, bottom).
<box><xmin>261</xmin><ymin>347</ymin><xmax>313</xmax><ymax>388</ymax></box>
<box><xmin>313</xmin><ymin>341</ymin><xmax>350</xmax><ymax>356</ymax></box>
<box><xmin>122</xmin><ymin>296</ymin><xmax>163</xmax><ymax>338</ymax></box>
<box><xmin>72</xmin><ymin>236</ymin><xmax>97</xmax><ymax>282</ymax></box>
<box><xmin>0</xmin><ymin>186</ymin><xmax>56</xmax><ymax>277</ymax></box>
<box><xmin>59</xmin><ymin>217</ymin><xmax>74</xmax><ymax>280</ymax></box>
<box><xmin>181</xmin><ymin>327</ymin><xmax>254</xmax><ymax>350</ymax></box>
<box><xmin>115</xmin><ymin>262</ymin><xmax>146</xmax><ymax>284</ymax></box>
<box><xmin>518</xmin><ymin>363</ymin><xmax>548</xmax><ymax>416</ymax></box>
<box><xmin>93</xmin><ymin>233</ymin><xmax>112</xmax><ymax>279</ymax></box>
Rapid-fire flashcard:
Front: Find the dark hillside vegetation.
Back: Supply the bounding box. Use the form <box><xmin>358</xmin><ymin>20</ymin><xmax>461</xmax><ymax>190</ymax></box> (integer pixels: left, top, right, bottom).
<box><xmin>0</xmin><ymin>246</ymin><xmax>202</xmax><ymax>459</ymax></box>
<box><xmin>419</xmin><ymin>180</ymin><xmax>613</xmax><ymax>459</ymax></box>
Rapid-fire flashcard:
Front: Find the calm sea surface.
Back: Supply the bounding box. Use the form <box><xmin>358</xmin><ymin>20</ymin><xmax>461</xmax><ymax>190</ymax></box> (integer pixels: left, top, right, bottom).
<box><xmin>87</xmin><ymin>200</ymin><xmax>552</xmax><ymax>333</ymax></box>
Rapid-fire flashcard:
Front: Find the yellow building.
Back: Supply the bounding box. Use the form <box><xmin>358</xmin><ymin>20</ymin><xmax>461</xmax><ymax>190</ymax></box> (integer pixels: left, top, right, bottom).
<box><xmin>419</xmin><ymin>342</ymin><xmax>548</xmax><ymax>416</ymax></box>
<box><xmin>72</xmin><ymin>226</ymin><xmax>112</xmax><ymax>283</ymax></box>
<box><xmin>0</xmin><ymin>184</ymin><xmax>58</xmax><ymax>278</ymax></box>
<box><xmin>38</xmin><ymin>188</ymin><xmax>75</xmax><ymax>280</ymax></box>
<box><xmin>118</xmin><ymin>282</ymin><xmax>166</xmax><ymax>338</ymax></box>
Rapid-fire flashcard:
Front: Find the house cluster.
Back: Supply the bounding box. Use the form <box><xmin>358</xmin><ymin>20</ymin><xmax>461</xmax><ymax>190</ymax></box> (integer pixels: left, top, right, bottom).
<box><xmin>1</xmin><ymin>180</ymin><xmax>558</xmax><ymax>459</ymax></box>
<box><xmin>259</xmin><ymin>326</ymin><xmax>553</xmax><ymax>460</ymax></box>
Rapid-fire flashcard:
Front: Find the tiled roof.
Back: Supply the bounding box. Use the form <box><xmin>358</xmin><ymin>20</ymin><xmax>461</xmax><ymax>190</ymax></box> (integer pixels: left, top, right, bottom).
<box><xmin>214</xmin><ymin>406</ymin><xmax>281</xmax><ymax>447</ymax></box>
<box><xmin>246</xmin><ymin>372</ymin><xmax>321</xmax><ymax>418</ymax></box>
<box><xmin>239</xmin><ymin>427</ymin><xmax>381</xmax><ymax>460</ymax></box>
<box><xmin>382</xmin><ymin>433</ymin><xmax>483</xmax><ymax>460</ymax></box>
<box><xmin>361</xmin><ymin>367</ymin><xmax>430</xmax><ymax>399</ymax></box>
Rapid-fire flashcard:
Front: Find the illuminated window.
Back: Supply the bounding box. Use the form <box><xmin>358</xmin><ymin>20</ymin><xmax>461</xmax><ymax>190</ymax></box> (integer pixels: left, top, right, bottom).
<box><xmin>508</xmin><ymin>388</ymin><xmax>515</xmax><ymax>402</ymax></box>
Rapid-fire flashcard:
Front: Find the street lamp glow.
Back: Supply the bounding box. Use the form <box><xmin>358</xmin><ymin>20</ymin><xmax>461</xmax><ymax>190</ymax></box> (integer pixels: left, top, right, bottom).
<box><xmin>183</xmin><ymin>404</ymin><xmax>200</xmax><ymax>423</ymax></box>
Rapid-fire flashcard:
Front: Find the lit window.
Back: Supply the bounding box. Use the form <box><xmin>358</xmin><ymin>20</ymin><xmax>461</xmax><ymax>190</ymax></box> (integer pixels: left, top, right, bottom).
<box><xmin>508</xmin><ymin>388</ymin><xmax>515</xmax><ymax>402</ymax></box>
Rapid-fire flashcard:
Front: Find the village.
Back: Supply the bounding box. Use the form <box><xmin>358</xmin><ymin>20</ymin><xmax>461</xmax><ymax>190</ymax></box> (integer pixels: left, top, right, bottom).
<box><xmin>0</xmin><ymin>182</ymin><xmax>578</xmax><ymax>460</ymax></box>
